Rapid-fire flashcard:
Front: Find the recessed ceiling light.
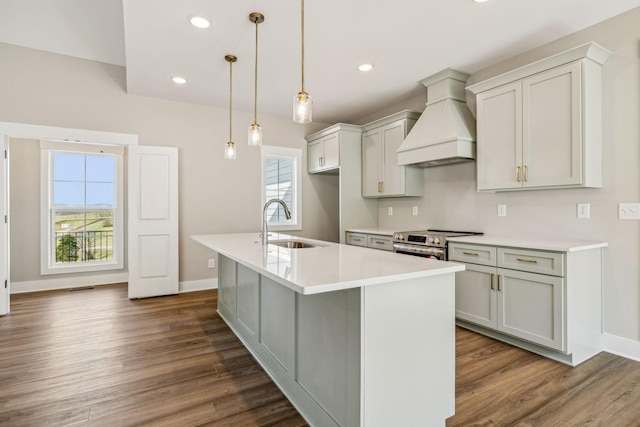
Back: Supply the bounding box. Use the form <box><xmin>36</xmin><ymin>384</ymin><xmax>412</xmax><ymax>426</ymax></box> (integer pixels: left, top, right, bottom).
<box><xmin>358</xmin><ymin>63</ymin><xmax>374</xmax><ymax>72</ymax></box>
<box><xmin>189</xmin><ymin>15</ymin><xmax>211</xmax><ymax>29</ymax></box>
<box><xmin>171</xmin><ymin>76</ymin><xmax>187</xmax><ymax>84</ymax></box>
<box><xmin>473</xmin><ymin>0</ymin><xmax>489</xmax><ymax>3</ymax></box>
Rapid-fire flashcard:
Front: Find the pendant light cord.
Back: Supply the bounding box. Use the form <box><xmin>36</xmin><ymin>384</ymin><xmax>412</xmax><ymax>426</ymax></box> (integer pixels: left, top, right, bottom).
<box><xmin>301</xmin><ymin>0</ymin><xmax>305</xmax><ymax>93</ymax></box>
<box><xmin>254</xmin><ymin>17</ymin><xmax>259</xmax><ymax>124</ymax></box>
<box><xmin>229</xmin><ymin>59</ymin><xmax>233</xmax><ymax>141</ymax></box>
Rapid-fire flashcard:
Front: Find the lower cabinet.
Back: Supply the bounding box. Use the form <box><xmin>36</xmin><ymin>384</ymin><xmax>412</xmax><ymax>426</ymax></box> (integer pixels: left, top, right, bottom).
<box><xmin>455</xmin><ymin>263</ymin><xmax>564</xmax><ymax>350</ymax></box>
<box><xmin>450</xmin><ymin>242</ymin><xmax>602</xmax><ymax>366</ymax></box>
<box><xmin>345</xmin><ymin>231</ymin><xmax>393</xmax><ymax>251</ymax></box>
<box><xmin>217</xmin><ymin>255</ymin><xmax>360</xmax><ymax>427</ymax></box>
<box><xmin>216</xmin><ymin>254</ymin><xmax>456</xmax><ymax>426</ymax></box>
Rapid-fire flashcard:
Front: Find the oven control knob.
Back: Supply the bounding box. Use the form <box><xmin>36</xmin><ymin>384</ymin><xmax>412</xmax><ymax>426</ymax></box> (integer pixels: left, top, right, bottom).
<box><xmin>433</xmin><ymin>237</ymin><xmax>441</xmax><ymax>245</ymax></box>
<box><xmin>398</xmin><ymin>233</ymin><xmax>404</xmax><ymax>241</ymax></box>
<box><xmin>428</xmin><ymin>237</ymin><xmax>435</xmax><ymax>243</ymax></box>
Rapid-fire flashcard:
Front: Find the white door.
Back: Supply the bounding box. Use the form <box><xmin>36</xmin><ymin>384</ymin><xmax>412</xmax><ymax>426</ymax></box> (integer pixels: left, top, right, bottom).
<box><xmin>0</xmin><ymin>136</ymin><xmax>8</xmax><ymax>315</ymax></box>
<box><xmin>128</xmin><ymin>145</ymin><xmax>179</xmax><ymax>299</ymax></box>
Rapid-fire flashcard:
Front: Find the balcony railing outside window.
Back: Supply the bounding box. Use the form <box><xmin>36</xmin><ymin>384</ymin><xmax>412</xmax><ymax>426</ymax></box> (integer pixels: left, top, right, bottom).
<box><xmin>55</xmin><ymin>230</ymin><xmax>114</xmax><ymax>263</ymax></box>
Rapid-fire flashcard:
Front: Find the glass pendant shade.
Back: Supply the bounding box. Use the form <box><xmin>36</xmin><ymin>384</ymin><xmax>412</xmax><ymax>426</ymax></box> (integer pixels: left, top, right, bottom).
<box><xmin>224</xmin><ymin>141</ymin><xmax>236</xmax><ymax>159</ymax></box>
<box><xmin>248</xmin><ymin>123</ymin><xmax>262</xmax><ymax>146</ymax></box>
<box><xmin>293</xmin><ymin>91</ymin><xmax>312</xmax><ymax>124</ymax></box>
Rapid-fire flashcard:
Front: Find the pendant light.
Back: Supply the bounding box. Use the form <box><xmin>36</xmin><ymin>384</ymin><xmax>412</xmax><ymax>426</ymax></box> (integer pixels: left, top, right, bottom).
<box><xmin>224</xmin><ymin>54</ymin><xmax>237</xmax><ymax>160</ymax></box>
<box><xmin>248</xmin><ymin>12</ymin><xmax>264</xmax><ymax>146</ymax></box>
<box><xmin>293</xmin><ymin>0</ymin><xmax>312</xmax><ymax>124</ymax></box>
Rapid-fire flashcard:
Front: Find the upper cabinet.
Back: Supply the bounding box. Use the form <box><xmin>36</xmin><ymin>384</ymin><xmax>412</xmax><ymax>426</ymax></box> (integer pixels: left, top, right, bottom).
<box><xmin>467</xmin><ymin>42</ymin><xmax>612</xmax><ymax>192</ymax></box>
<box><xmin>306</xmin><ymin>127</ymin><xmax>343</xmax><ymax>174</ymax></box>
<box><xmin>362</xmin><ymin>111</ymin><xmax>423</xmax><ymax>198</ymax></box>
<box><xmin>305</xmin><ymin>123</ymin><xmax>377</xmax><ymax>243</ymax></box>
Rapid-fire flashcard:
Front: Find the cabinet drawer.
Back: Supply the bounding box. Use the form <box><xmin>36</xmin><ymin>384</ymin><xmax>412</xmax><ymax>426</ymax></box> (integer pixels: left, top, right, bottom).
<box><xmin>448</xmin><ymin>243</ymin><xmax>496</xmax><ymax>266</ymax></box>
<box><xmin>367</xmin><ymin>235</ymin><xmax>393</xmax><ymax>251</ymax></box>
<box><xmin>498</xmin><ymin>248</ymin><xmax>564</xmax><ymax>277</ymax></box>
<box><xmin>346</xmin><ymin>232</ymin><xmax>367</xmax><ymax>247</ymax></box>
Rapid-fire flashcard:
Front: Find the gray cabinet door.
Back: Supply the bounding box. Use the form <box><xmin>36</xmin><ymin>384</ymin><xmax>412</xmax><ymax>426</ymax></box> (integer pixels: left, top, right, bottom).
<box><xmin>476</xmin><ymin>81</ymin><xmax>523</xmax><ymax>191</ymax></box>
<box><xmin>236</xmin><ymin>264</ymin><xmax>259</xmax><ymax>341</ymax></box>
<box><xmin>497</xmin><ymin>268</ymin><xmax>564</xmax><ymax>351</ymax></box>
<box><xmin>455</xmin><ymin>264</ymin><xmax>497</xmax><ymax>329</ymax></box>
<box><xmin>217</xmin><ymin>255</ymin><xmax>236</xmax><ymax>319</ymax></box>
<box><xmin>523</xmin><ymin>62</ymin><xmax>582</xmax><ymax>188</ymax></box>
<box><xmin>362</xmin><ymin>128</ymin><xmax>382</xmax><ymax>197</ymax></box>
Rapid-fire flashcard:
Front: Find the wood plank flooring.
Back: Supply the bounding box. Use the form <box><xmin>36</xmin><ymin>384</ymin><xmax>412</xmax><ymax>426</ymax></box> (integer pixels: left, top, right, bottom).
<box><xmin>0</xmin><ymin>284</ymin><xmax>306</xmax><ymax>426</ymax></box>
<box><xmin>1</xmin><ymin>284</ymin><xmax>640</xmax><ymax>426</ymax></box>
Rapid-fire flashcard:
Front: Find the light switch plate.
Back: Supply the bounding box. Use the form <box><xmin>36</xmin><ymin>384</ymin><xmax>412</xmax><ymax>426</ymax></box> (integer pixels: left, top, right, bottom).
<box><xmin>412</xmin><ymin>206</ymin><xmax>418</xmax><ymax>216</ymax></box>
<box><xmin>619</xmin><ymin>203</ymin><xmax>640</xmax><ymax>220</ymax></box>
<box><xmin>577</xmin><ymin>203</ymin><xmax>590</xmax><ymax>219</ymax></box>
<box><xmin>208</xmin><ymin>259</ymin><xmax>215</xmax><ymax>268</ymax></box>
<box><xmin>497</xmin><ymin>204</ymin><xmax>507</xmax><ymax>217</ymax></box>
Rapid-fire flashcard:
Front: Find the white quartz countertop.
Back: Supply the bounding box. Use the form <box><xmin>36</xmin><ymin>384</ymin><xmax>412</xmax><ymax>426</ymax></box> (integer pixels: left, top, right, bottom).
<box><xmin>448</xmin><ymin>235</ymin><xmax>608</xmax><ymax>252</ymax></box>
<box><xmin>345</xmin><ymin>228</ymin><xmax>395</xmax><ymax>236</ymax></box>
<box><xmin>192</xmin><ymin>233</ymin><xmax>464</xmax><ymax>295</ymax></box>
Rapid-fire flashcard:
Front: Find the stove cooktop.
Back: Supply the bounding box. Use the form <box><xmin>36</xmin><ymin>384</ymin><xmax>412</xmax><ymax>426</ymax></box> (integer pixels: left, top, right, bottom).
<box><xmin>392</xmin><ymin>229</ymin><xmax>483</xmax><ymax>247</ymax></box>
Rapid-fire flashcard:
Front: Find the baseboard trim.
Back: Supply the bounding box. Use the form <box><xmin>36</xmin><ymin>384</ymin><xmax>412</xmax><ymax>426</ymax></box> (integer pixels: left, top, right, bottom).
<box><xmin>604</xmin><ymin>333</ymin><xmax>640</xmax><ymax>362</ymax></box>
<box><xmin>11</xmin><ymin>276</ymin><xmax>217</xmax><ymax>295</ymax></box>
<box><xmin>179</xmin><ymin>278</ymin><xmax>217</xmax><ymax>293</ymax></box>
<box><xmin>11</xmin><ymin>272</ymin><xmax>129</xmax><ymax>294</ymax></box>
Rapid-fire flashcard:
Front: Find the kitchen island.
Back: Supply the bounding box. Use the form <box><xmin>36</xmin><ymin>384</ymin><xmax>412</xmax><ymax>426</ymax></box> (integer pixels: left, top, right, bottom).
<box><xmin>192</xmin><ymin>233</ymin><xmax>465</xmax><ymax>427</ymax></box>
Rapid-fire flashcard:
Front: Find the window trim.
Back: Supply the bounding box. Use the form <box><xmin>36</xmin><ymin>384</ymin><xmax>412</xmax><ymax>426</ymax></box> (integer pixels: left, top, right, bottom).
<box><xmin>260</xmin><ymin>145</ymin><xmax>302</xmax><ymax>232</ymax></box>
<box><xmin>40</xmin><ymin>141</ymin><xmax>124</xmax><ymax>275</ymax></box>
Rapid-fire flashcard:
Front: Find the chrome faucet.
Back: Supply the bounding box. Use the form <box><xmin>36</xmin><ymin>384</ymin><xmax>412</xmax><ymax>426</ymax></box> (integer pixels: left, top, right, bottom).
<box><xmin>261</xmin><ymin>198</ymin><xmax>292</xmax><ymax>246</ymax></box>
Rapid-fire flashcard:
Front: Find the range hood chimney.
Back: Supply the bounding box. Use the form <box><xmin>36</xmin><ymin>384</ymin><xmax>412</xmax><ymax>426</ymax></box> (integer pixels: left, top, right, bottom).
<box><xmin>397</xmin><ymin>69</ymin><xmax>476</xmax><ymax>167</ymax></box>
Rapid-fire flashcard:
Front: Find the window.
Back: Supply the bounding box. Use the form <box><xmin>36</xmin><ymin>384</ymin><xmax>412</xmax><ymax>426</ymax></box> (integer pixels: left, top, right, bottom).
<box><xmin>40</xmin><ymin>141</ymin><xmax>124</xmax><ymax>274</ymax></box>
<box><xmin>261</xmin><ymin>146</ymin><xmax>302</xmax><ymax>231</ymax></box>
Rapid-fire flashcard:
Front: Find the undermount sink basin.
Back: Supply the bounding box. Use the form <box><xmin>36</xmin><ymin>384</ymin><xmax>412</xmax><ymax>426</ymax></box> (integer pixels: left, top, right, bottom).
<box><xmin>269</xmin><ymin>240</ymin><xmax>320</xmax><ymax>249</ymax></box>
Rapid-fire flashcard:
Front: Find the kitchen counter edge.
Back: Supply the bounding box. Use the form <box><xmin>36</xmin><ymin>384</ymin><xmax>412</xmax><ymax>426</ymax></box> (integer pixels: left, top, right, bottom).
<box><xmin>192</xmin><ymin>233</ymin><xmax>464</xmax><ymax>295</ymax></box>
<box><xmin>448</xmin><ymin>235</ymin><xmax>608</xmax><ymax>252</ymax></box>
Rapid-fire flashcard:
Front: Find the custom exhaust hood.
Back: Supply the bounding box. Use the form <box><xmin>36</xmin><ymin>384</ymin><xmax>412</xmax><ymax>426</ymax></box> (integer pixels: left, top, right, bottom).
<box><xmin>397</xmin><ymin>69</ymin><xmax>476</xmax><ymax>167</ymax></box>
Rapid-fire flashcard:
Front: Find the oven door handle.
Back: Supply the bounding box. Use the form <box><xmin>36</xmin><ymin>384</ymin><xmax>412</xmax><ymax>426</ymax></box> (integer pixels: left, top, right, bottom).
<box><xmin>392</xmin><ymin>243</ymin><xmax>446</xmax><ymax>259</ymax></box>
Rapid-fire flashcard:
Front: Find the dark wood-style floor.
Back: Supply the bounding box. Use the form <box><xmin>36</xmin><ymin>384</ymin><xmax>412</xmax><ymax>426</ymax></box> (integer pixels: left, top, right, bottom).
<box><xmin>1</xmin><ymin>284</ymin><xmax>640</xmax><ymax>426</ymax></box>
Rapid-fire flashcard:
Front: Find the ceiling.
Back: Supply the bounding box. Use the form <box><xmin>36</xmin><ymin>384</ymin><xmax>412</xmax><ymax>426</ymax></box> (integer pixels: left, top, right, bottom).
<box><xmin>1</xmin><ymin>0</ymin><xmax>640</xmax><ymax>124</ymax></box>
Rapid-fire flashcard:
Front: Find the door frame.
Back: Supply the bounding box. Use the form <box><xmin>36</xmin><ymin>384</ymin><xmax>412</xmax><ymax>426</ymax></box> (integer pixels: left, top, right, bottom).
<box><xmin>0</xmin><ymin>121</ymin><xmax>137</xmax><ymax>314</ymax></box>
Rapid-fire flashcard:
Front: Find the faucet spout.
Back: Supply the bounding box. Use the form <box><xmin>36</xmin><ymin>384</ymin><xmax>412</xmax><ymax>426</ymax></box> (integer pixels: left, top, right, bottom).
<box><xmin>262</xmin><ymin>198</ymin><xmax>292</xmax><ymax>246</ymax></box>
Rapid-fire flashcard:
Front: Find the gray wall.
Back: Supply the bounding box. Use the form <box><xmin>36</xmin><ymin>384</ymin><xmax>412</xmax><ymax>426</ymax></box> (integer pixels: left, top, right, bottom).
<box><xmin>369</xmin><ymin>8</ymin><xmax>640</xmax><ymax>343</ymax></box>
<box><xmin>0</xmin><ymin>42</ymin><xmax>338</xmax><ymax>286</ymax></box>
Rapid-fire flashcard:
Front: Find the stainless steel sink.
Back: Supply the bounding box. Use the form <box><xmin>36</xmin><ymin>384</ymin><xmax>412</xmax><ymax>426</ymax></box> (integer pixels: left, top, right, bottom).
<box><xmin>269</xmin><ymin>240</ymin><xmax>320</xmax><ymax>249</ymax></box>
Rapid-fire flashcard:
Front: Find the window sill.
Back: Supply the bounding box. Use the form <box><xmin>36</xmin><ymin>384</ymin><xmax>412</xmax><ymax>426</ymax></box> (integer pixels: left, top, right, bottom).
<box><xmin>41</xmin><ymin>260</ymin><xmax>124</xmax><ymax>276</ymax></box>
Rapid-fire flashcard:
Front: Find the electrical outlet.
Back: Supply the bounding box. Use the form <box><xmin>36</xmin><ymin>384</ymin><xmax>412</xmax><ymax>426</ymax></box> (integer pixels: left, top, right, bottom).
<box><xmin>619</xmin><ymin>203</ymin><xmax>640</xmax><ymax>220</ymax></box>
<box><xmin>388</xmin><ymin>207</ymin><xmax>393</xmax><ymax>216</ymax></box>
<box><xmin>577</xmin><ymin>203</ymin><xmax>590</xmax><ymax>219</ymax></box>
<box><xmin>497</xmin><ymin>204</ymin><xmax>507</xmax><ymax>217</ymax></box>
<box><xmin>207</xmin><ymin>259</ymin><xmax>215</xmax><ymax>268</ymax></box>
<box><xmin>412</xmin><ymin>206</ymin><xmax>418</xmax><ymax>216</ymax></box>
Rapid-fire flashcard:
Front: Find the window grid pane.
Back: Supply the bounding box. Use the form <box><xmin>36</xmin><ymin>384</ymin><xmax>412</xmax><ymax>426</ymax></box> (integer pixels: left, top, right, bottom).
<box><xmin>54</xmin><ymin>210</ymin><xmax>115</xmax><ymax>263</ymax></box>
<box><xmin>265</xmin><ymin>157</ymin><xmax>293</xmax><ymax>224</ymax></box>
<box><xmin>52</xmin><ymin>151</ymin><xmax>117</xmax><ymax>265</ymax></box>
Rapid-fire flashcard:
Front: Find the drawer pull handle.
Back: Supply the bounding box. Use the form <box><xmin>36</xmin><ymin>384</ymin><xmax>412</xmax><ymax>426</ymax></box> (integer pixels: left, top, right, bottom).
<box><xmin>516</xmin><ymin>166</ymin><xmax>521</xmax><ymax>182</ymax></box>
<box><xmin>497</xmin><ymin>275</ymin><xmax>501</xmax><ymax>291</ymax></box>
<box><xmin>373</xmin><ymin>240</ymin><xmax>386</xmax><ymax>245</ymax></box>
<box><xmin>462</xmin><ymin>252</ymin><xmax>479</xmax><ymax>256</ymax></box>
<box><xmin>490</xmin><ymin>274</ymin><xmax>495</xmax><ymax>290</ymax></box>
<box><xmin>517</xmin><ymin>258</ymin><xmax>538</xmax><ymax>263</ymax></box>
